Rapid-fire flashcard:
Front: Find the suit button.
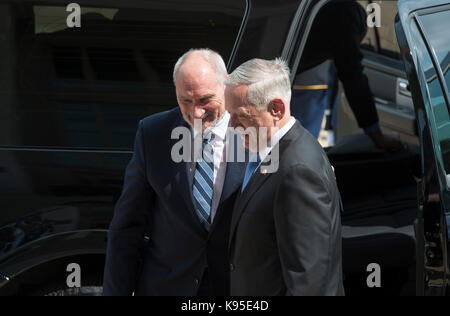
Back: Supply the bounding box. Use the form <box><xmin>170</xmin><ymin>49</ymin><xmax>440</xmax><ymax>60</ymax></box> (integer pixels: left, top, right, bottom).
<box><xmin>230</xmin><ymin>264</ymin><xmax>235</xmax><ymax>272</ymax></box>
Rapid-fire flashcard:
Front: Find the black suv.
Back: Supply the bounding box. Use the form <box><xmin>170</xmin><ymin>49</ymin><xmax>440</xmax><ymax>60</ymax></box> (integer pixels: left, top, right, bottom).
<box><xmin>0</xmin><ymin>0</ymin><xmax>448</xmax><ymax>296</ymax></box>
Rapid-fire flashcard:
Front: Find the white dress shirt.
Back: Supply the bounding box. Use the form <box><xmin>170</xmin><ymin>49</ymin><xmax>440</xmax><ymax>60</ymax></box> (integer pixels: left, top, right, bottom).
<box><xmin>190</xmin><ymin>111</ymin><xmax>230</xmax><ymax>223</ymax></box>
<box><xmin>249</xmin><ymin>117</ymin><xmax>297</xmax><ymax>168</ymax></box>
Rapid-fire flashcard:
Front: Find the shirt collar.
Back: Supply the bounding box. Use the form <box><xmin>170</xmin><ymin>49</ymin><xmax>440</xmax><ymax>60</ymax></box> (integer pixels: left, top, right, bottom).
<box><xmin>256</xmin><ymin>117</ymin><xmax>296</xmax><ymax>163</ymax></box>
<box><xmin>192</xmin><ymin>111</ymin><xmax>230</xmax><ymax>141</ymax></box>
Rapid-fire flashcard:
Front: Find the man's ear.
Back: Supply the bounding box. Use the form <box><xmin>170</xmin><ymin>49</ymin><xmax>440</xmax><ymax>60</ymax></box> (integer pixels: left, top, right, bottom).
<box><xmin>268</xmin><ymin>99</ymin><xmax>285</xmax><ymax>121</ymax></box>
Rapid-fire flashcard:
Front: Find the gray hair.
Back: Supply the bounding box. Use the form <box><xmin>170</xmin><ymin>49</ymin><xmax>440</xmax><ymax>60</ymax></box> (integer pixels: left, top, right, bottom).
<box><xmin>225</xmin><ymin>58</ymin><xmax>291</xmax><ymax>109</ymax></box>
<box><xmin>173</xmin><ymin>48</ymin><xmax>228</xmax><ymax>85</ymax></box>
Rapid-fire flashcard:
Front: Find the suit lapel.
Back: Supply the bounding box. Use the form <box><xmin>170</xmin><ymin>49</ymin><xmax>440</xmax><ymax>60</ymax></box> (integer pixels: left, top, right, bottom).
<box><xmin>219</xmin><ymin>161</ymin><xmax>246</xmax><ymax>205</ymax></box>
<box><xmin>209</xmin><ymin>160</ymin><xmax>246</xmax><ymax>233</ymax></box>
<box><xmin>228</xmin><ymin>121</ymin><xmax>304</xmax><ymax>248</ymax></box>
<box><xmin>219</xmin><ymin>132</ymin><xmax>247</xmax><ymax>205</ymax></box>
<box><xmin>209</xmin><ymin>132</ymin><xmax>246</xmax><ymax>233</ymax></box>
<box><xmin>228</xmin><ymin>156</ymin><xmax>276</xmax><ymax>246</ymax></box>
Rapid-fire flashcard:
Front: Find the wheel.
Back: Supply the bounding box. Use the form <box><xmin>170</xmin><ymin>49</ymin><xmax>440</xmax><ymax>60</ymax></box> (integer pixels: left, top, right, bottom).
<box><xmin>44</xmin><ymin>286</ymin><xmax>103</xmax><ymax>296</ymax></box>
<box><xmin>29</xmin><ymin>275</ymin><xmax>103</xmax><ymax>296</ymax></box>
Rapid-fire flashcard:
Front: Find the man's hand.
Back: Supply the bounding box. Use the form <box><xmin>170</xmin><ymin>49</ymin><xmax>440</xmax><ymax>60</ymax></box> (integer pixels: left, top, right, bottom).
<box><xmin>368</xmin><ymin>130</ymin><xmax>404</xmax><ymax>151</ymax></box>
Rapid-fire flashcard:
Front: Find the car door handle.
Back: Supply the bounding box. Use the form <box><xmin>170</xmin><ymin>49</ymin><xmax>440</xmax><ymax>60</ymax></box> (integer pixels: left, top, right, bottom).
<box><xmin>398</xmin><ymin>79</ymin><xmax>411</xmax><ymax>97</ymax></box>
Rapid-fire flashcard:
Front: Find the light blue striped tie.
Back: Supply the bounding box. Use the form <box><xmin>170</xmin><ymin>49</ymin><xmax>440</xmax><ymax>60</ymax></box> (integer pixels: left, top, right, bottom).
<box><xmin>192</xmin><ymin>135</ymin><xmax>214</xmax><ymax>230</ymax></box>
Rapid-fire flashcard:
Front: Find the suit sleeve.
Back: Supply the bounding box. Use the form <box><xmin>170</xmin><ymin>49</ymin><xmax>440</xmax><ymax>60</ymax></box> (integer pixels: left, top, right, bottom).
<box><xmin>273</xmin><ymin>164</ymin><xmax>336</xmax><ymax>296</ymax></box>
<box><xmin>103</xmin><ymin>120</ymin><xmax>155</xmax><ymax>296</ymax></box>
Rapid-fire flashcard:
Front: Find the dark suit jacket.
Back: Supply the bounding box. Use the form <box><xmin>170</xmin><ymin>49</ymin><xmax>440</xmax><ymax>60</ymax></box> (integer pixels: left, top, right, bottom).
<box><xmin>229</xmin><ymin>121</ymin><xmax>344</xmax><ymax>296</ymax></box>
<box><xmin>103</xmin><ymin>108</ymin><xmax>245</xmax><ymax>296</ymax></box>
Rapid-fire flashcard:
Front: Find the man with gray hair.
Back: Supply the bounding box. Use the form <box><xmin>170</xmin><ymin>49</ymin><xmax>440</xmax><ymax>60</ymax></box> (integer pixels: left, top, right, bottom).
<box><xmin>225</xmin><ymin>58</ymin><xmax>344</xmax><ymax>296</ymax></box>
<box><xmin>103</xmin><ymin>48</ymin><xmax>246</xmax><ymax>296</ymax></box>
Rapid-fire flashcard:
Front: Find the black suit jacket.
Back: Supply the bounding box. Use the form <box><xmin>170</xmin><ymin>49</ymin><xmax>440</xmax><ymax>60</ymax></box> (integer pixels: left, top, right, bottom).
<box><xmin>103</xmin><ymin>108</ymin><xmax>246</xmax><ymax>296</ymax></box>
<box><xmin>229</xmin><ymin>121</ymin><xmax>344</xmax><ymax>296</ymax></box>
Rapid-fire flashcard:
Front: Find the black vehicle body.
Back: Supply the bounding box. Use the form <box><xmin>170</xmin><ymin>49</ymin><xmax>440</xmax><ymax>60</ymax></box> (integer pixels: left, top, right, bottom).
<box><xmin>0</xmin><ymin>0</ymin><xmax>448</xmax><ymax>295</ymax></box>
<box><xmin>395</xmin><ymin>0</ymin><xmax>450</xmax><ymax>295</ymax></box>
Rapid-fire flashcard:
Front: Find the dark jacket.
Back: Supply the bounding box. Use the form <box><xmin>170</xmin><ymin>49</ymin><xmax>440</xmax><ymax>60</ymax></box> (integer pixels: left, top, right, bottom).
<box><xmin>229</xmin><ymin>121</ymin><xmax>345</xmax><ymax>296</ymax></box>
<box><xmin>103</xmin><ymin>107</ymin><xmax>245</xmax><ymax>296</ymax></box>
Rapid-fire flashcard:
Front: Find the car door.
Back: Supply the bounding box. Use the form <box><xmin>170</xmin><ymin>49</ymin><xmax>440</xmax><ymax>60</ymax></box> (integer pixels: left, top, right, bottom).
<box><xmin>396</xmin><ymin>0</ymin><xmax>450</xmax><ymax>296</ymax></box>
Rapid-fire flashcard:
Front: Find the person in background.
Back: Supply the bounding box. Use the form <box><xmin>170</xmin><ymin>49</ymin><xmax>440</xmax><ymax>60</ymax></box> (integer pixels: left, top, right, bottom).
<box><xmin>292</xmin><ymin>0</ymin><xmax>402</xmax><ymax>150</ymax></box>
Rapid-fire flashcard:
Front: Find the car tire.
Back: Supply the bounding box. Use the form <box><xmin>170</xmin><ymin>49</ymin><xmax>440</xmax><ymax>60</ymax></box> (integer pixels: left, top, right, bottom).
<box><xmin>30</xmin><ymin>275</ymin><xmax>103</xmax><ymax>296</ymax></box>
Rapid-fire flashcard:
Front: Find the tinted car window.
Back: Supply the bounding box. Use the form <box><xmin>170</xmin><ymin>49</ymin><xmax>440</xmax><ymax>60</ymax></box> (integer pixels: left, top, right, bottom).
<box><xmin>0</xmin><ymin>0</ymin><xmax>246</xmax><ymax>149</ymax></box>
<box><xmin>358</xmin><ymin>0</ymin><xmax>377</xmax><ymax>52</ymax></box>
<box><xmin>419</xmin><ymin>10</ymin><xmax>450</xmax><ymax>92</ymax></box>
<box><xmin>416</xmin><ymin>9</ymin><xmax>450</xmax><ymax>173</ymax></box>
<box><xmin>359</xmin><ymin>0</ymin><xmax>400</xmax><ymax>59</ymax></box>
<box><xmin>377</xmin><ymin>0</ymin><xmax>400</xmax><ymax>59</ymax></box>
<box><xmin>230</xmin><ymin>0</ymin><xmax>300</xmax><ymax>70</ymax></box>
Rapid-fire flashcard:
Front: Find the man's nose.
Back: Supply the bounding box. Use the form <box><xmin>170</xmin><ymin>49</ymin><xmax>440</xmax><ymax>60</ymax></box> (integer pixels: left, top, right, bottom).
<box><xmin>193</xmin><ymin>106</ymin><xmax>206</xmax><ymax>119</ymax></box>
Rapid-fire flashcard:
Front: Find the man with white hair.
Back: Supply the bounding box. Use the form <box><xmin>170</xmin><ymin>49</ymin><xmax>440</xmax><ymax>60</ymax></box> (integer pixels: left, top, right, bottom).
<box><xmin>103</xmin><ymin>48</ymin><xmax>246</xmax><ymax>296</ymax></box>
<box><xmin>225</xmin><ymin>58</ymin><xmax>344</xmax><ymax>296</ymax></box>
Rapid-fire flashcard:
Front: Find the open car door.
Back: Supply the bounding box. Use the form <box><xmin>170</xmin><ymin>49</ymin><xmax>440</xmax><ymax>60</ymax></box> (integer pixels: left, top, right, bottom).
<box><xmin>396</xmin><ymin>0</ymin><xmax>450</xmax><ymax>296</ymax></box>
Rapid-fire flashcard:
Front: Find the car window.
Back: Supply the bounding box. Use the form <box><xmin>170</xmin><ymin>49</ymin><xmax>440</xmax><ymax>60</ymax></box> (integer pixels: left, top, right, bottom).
<box><xmin>377</xmin><ymin>0</ymin><xmax>400</xmax><ymax>59</ymax></box>
<box><xmin>0</xmin><ymin>0</ymin><xmax>246</xmax><ymax>149</ymax></box>
<box><xmin>418</xmin><ymin>10</ymin><xmax>450</xmax><ymax>94</ymax></box>
<box><xmin>359</xmin><ymin>0</ymin><xmax>400</xmax><ymax>60</ymax></box>
<box><xmin>358</xmin><ymin>0</ymin><xmax>378</xmax><ymax>53</ymax></box>
<box><xmin>415</xmin><ymin>9</ymin><xmax>450</xmax><ymax>174</ymax></box>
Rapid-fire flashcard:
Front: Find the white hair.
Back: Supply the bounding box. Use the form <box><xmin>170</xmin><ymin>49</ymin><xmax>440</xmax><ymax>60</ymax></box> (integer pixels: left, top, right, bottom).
<box><xmin>225</xmin><ymin>58</ymin><xmax>292</xmax><ymax>109</ymax></box>
<box><xmin>173</xmin><ymin>48</ymin><xmax>228</xmax><ymax>85</ymax></box>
